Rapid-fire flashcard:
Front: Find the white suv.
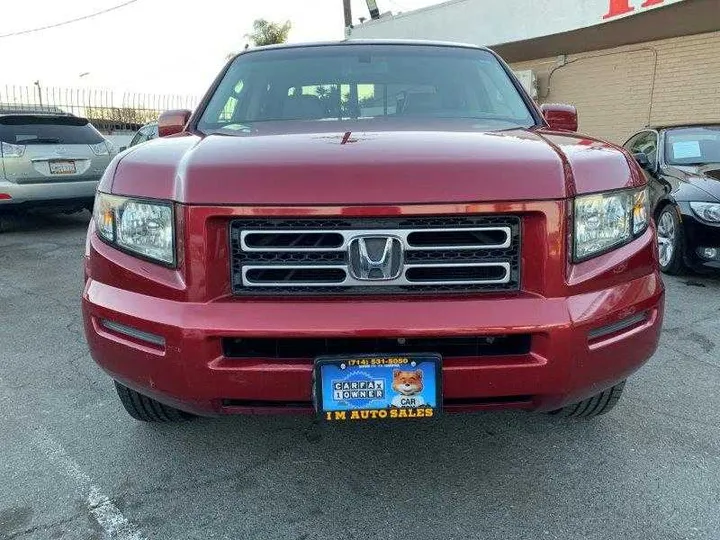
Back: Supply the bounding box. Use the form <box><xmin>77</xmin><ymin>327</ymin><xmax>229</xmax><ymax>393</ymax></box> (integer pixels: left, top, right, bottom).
<box><xmin>0</xmin><ymin>113</ymin><xmax>115</xmax><ymax>219</ymax></box>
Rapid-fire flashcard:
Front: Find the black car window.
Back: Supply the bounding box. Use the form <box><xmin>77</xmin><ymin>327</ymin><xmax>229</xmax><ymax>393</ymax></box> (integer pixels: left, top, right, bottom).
<box><xmin>0</xmin><ymin>115</ymin><xmax>104</xmax><ymax>144</ymax></box>
<box><xmin>665</xmin><ymin>126</ymin><xmax>720</xmax><ymax>165</ymax></box>
<box><xmin>623</xmin><ymin>132</ymin><xmax>643</xmax><ymax>151</ymax></box>
<box><xmin>129</xmin><ymin>124</ymin><xmax>158</xmax><ymax>147</ymax></box>
<box><xmin>129</xmin><ymin>131</ymin><xmax>146</xmax><ymax>147</ymax></box>
<box><xmin>628</xmin><ymin>131</ymin><xmax>658</xmax><ymax>167</ymax></box>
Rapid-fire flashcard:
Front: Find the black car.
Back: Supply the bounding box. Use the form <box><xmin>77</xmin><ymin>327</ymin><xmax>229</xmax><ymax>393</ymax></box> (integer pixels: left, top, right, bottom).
<box><xmin>120</xmin><ymin>121</ymin><xmax>158</xmax><ymax>151</ymax></box>
<box><xmin>624</xmin><ymin>124</ymin><xmax>720</xmax><ymax>274</ymax></box>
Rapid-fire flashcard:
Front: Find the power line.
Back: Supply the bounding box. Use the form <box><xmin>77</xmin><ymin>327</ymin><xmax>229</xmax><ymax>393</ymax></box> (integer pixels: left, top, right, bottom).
<box><xmin>0</xmin><ymin>0</ymin><xmax>140</xmax><ymax>39</ymax></box>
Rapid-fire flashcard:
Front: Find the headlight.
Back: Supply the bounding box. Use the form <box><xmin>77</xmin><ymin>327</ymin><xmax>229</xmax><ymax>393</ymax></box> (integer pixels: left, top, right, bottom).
<box><xmin>632</xmin><ymin>187</ymin><xmax>650</xmax><ymax>235</ymax></box>
<box><xmin>93</xmin><ymin>192</ymin><xmax>175</xmax><ymax>265</ymax></box>
<box><xmin>690</xmin><ymin>202</ymin><xmax>720</xmax><ymax>223</ymax></box>
<box><xmin>1</xmin><ymin>141</ymin><xmax>26</xmax><ymax>158</ymax></box>
<box><xmin>574</xmin><ymin>187</ymin><xmax>649</xmax><ymax>261</ymax></box>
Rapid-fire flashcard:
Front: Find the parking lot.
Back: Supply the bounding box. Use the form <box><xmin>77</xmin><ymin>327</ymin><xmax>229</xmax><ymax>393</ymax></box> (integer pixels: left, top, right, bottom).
<box><xmin>0</xmin><ymin>212</ymin><xmax>719</xmax><ymax>540</ymax></box>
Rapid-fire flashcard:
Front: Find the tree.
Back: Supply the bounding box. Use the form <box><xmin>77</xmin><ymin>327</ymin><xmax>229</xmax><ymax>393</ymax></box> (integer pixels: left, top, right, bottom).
<box><xmin>246</xmin><ymin>18</ymin><xmax>292</xmax><ymax>47</ymax></box>
<box><xmin>85</xmin><ymin>106</ymin><xmax>159</xmax><ymax>131</ymax></box>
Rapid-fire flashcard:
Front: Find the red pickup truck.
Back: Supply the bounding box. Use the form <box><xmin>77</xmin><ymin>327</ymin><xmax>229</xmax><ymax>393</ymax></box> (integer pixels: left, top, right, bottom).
<box><xmin>82</xmin><ymin>41</ymin><xmax>664</xmax><ymax>423</ymax></box>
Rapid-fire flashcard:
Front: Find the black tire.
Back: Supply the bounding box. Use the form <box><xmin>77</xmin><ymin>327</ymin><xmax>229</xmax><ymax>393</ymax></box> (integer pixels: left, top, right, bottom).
<box><xmin>548</xmin><ymin>381</ymin><xmax>626</xmax><ymax>418</ymax></box>
<box><xmin>656</xmin><ymin>204</ymin><xmax>687</xmax><ymax>275</ymax></box>
<box><xmin>114</xmin><ymin>381</ymin><xmax>193</xmax><ymax>422</ymax></box>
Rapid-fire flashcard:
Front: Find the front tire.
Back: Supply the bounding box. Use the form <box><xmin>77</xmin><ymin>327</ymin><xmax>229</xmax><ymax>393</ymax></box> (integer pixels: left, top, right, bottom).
<box><xmin>656</xmin><ymin>205</ymin><xmax>687</xmax><ymax>275</ymax></box>
<box><xmin>114</xmin><ymin>381</ymin><xmax>193</xmax><ymax>422</ymax></box>
<box><xmin>548</xmin><ymin>381</ymin><xmax>626</xmax><ymax>418</ymax></box>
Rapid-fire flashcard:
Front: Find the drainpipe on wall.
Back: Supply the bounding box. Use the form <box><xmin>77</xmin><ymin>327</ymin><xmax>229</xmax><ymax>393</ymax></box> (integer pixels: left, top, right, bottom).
<box><xmin>366</xmin><ymin>0</ymin><xmax>381</xmax><ymax>19</ymax></box>
<box><xmin>542</xmin><ymin>47</ymin><xmax>659</xmax><ymax>126</ymax></box>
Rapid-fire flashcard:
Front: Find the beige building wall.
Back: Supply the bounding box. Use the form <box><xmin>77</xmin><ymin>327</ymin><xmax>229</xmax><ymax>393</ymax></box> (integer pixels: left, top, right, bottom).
<box><xmin>509</xmin><ymin>30</ymin><xmax>720</xmax><ymax>143</ymax></box>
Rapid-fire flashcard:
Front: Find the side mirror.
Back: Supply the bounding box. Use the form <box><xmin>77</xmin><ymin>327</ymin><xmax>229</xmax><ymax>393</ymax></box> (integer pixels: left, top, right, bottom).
<box><xmin>158</xmin><ymin>109</ymin><xmax>192</xmax><ymax>138</ymax></box>
<box><xmin>119</xmin><ymin>146</ymin><xmax>127</xmax><ymax>152</ymax></box>
<box><xmin>540</xmin><ymin>103</ymin><xmax>578</xmax><ymax>132</ymax></box>
<box><xmin>633</xmin><ymin>152</ymin><xmax>653</xmax><ymax>171</ymax></box>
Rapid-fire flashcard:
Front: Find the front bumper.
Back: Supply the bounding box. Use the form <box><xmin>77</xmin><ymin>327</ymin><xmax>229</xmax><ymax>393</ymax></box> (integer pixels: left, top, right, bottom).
<box><xmin>0</xmin><ymin>178</ymin><xmax>99</xmax><ymax>207</ymax></box>
<box><xmin>678</xmin><ymin>203</ymin><xmax>720</xmax><ymax>271</ymax></box>
<box><xmin>82</xmin><ymin>271</ymin><xmax>664</xmax><ymax>416</ymax></box>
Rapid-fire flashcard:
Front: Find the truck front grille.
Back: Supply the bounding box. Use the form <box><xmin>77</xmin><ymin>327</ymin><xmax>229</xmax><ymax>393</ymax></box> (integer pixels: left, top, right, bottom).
<box><xmin>230</xmin><ymin>216</ymin><xmax>520</xmax><ymax>295</ymax></box>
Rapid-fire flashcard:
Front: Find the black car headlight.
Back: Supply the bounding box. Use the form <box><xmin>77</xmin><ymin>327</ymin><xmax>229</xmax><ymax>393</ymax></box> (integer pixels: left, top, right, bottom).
<box><xmin>689</xmin><ymin>202</ymin><xmax>720</xmax><ymax>224</ymax></box>
<box><xmin>93</xmin><ymin>192</ymin><xmax>175</xmax><ymax>266</ymax></box>
<box><xmin>573</xmin><ymin>187</ymin><xmax>649</xmax><ymax>261</ymax></box>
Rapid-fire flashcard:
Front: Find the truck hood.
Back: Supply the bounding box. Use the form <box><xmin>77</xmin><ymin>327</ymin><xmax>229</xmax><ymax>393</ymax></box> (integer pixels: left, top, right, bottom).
<box><xmin>108</xmin><ymin>123</ymin><xmax>642</xmax><ymax>205</ymax></box>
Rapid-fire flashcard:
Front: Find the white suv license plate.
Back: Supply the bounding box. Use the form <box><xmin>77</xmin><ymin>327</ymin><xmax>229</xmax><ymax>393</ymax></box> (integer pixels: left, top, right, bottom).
<box><xmin>49</xmin><ymin>161</ymin><xmax>76</xmax><ymax>175</ymax></box>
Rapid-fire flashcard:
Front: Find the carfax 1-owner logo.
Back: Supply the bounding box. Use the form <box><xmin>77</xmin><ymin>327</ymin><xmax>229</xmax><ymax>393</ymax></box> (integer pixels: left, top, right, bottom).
<box><xmin>315</xmin><ymin>355</ymin><xmax>440</xmax><ymax>421</ymax></box>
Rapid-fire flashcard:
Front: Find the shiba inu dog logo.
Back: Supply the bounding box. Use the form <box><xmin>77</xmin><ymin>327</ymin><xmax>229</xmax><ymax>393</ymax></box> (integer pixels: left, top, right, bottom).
<box><xmin>391</xmin><ymin>369</ymin><xmax>425</xmax><ymax>408</ymax></box>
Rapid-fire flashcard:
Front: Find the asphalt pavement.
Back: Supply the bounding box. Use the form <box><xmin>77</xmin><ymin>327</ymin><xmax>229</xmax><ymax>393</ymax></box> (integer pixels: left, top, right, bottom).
<box><xmin>1</xmin><ymin>212</ymin><xmax>719</xmax><ymax>540</ymax></box>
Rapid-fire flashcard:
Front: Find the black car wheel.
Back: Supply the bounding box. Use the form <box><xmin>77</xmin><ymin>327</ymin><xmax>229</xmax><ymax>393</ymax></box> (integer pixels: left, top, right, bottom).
<box><xmin>114</xmin><ymin>381</ymin><xmax>193</xmax><ymax>422</ymax></box>
<box><xmin>548</xmin><ymin>381</ymin><xmax>626</xmax><ymax>418</ymax></box>
<box><xmin>656</xmin><ymin>205</ymin><xmax>687</xmax><ymax>275</ymax></box>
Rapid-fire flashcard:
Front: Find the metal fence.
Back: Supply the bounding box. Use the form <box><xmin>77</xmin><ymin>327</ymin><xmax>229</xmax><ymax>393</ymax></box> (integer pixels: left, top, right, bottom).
<box><xmin>0</xmin><ymin>85</ymin><xmax>199</xmax><ymax>134</ymax></box>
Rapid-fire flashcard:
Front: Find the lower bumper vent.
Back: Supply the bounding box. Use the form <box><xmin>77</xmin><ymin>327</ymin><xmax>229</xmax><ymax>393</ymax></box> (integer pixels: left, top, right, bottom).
<box><xmin>222</xmin><ymin>334</ymin><xmax>532</xmax><ymax>359</ymax></box>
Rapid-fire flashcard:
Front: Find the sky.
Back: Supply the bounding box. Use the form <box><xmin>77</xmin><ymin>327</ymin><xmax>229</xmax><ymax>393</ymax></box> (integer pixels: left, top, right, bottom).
<box><xmin>0</xmin><ymin>0</ymin><xmax>442</xmax><ymax>98</ymax></box>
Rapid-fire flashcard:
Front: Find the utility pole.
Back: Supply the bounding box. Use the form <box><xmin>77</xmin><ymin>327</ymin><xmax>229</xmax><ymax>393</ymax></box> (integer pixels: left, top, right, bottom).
<box><xmin>366</xmin><ymin>0</ymin><xmax>380</xmax><ymax>19</ymax></box>
<box><xmin>343</xmin><ymin>0</ymin><xmax>352</xmax><ymax>29</ymax></box>
<box><xmin>34</xmin><ymin>80</ymin><xmax>43</xmax><ymax>108</ymax></box>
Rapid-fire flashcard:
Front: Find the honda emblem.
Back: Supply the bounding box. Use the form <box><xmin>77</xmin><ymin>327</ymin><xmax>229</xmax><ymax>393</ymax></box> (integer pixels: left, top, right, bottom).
<box><xmin>348</xmin><ymin>236</ymin><xmax>403</xmax><ymax>281</ymax></box>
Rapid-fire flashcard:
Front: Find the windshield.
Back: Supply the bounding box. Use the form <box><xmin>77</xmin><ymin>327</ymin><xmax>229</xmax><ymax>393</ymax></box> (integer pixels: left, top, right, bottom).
<box><xmin>0</xmin><ymin>115</ymin><xmax>104</xmax><ymax>145</ymax></box>
<box><xmin>665</xmin><ymin>126</ymin><xmax>720</xmax><ymax>165</ymax></box>
<box><xmin>197</xmin><ymin>44</ymin><xmax>537</xmax><ymax>134</ymax></box>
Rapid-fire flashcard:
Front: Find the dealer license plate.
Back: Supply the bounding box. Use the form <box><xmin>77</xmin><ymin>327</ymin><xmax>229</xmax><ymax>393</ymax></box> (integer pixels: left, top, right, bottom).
<box><xmin>315</xmin><ymin>354</ymin><xmax>441</xmax><ymax>422</ymax></box>
<box><xmin>49</xmin><ymin>160</ymin><xmax>76</xmax><ymax>175</ymax></box>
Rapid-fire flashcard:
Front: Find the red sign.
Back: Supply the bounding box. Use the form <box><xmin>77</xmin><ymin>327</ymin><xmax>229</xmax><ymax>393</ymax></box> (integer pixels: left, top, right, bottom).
<box><xmin>603</xmin><ymin>0</ymin><xmax>665</xmax><ymax>19</ymax></box>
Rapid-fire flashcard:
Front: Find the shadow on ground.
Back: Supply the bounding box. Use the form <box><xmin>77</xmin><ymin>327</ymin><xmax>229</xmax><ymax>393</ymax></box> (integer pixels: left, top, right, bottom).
<box><xmin>0</xmin><ymin>210</ymin><xmax>91</xmax><ymax>235</ymax></box>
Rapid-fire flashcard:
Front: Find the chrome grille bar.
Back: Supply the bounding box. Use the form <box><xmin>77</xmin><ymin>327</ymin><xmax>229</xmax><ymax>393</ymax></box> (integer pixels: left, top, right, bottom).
<box><xmin>242</xmin><ymin>262</ymin><xmax>511</xmax><ymax>287</ymax></box>
<box><xmin>240</xmin><ymin>226</ymin><xmax>512</xmax><ymax>252</ymax></box>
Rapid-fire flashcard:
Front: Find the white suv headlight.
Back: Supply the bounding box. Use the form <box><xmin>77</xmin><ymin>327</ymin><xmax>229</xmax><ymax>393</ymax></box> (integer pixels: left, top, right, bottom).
<box><xmin>1</xmin><ymin>141</ymin><xmax>26</xmax><ymax>157</ymax></box>
<box><xmin>690</xmin><ymin>202</ymin><xmax>720</xmax><ymax>223</ymax></box>
<box><xmin>89</xmin><ymin>141</ymin><xmax>114</xmax><ymax>156</ymax></box>
<box><xmin>573</xmin><ymin>187</ymin><xmax>649</xmax><ymax>261</ymax></box>
<box><xmin>94</xmin><ymin>192</ymin><xmax>175</xmax><ymax>265</ymax></box>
